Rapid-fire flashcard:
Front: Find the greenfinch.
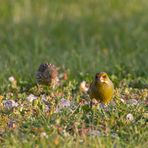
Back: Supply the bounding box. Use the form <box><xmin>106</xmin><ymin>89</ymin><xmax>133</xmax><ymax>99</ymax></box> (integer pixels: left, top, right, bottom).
<box><xmin>89</xmin><ymin>72</ymin><xmax>114</xmax><ymax>105</ymax></box>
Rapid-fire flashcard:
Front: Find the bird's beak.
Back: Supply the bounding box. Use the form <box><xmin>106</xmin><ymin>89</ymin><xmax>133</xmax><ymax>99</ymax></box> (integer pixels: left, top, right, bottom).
<box><xmin>100</xmin><ymin>77</ymin><xmax>109</xmax><ymax>84</ymax></box>
<box><xmin>100</xmin><ymin>77</ymin><xmax>105</xmax><ymax>83</ymax></box>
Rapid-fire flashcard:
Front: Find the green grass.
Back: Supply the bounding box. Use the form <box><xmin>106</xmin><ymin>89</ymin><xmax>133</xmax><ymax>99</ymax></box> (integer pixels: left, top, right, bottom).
<box><xmin>0</xmin><ymin>0</ymin><xmax>148</xmax><ymax>147</ymax></box>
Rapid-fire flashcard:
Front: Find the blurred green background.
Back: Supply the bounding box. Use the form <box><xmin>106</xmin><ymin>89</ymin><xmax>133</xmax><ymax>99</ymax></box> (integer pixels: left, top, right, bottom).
<box><xmin>0</xmin><ymin>0</ymin><xmax>148</xmax><ymax>84</ymax></box>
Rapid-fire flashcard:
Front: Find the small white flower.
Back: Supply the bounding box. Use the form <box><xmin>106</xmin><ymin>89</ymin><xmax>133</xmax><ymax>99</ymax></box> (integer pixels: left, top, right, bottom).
<box><xmin>79</xmin><ymin>139</ymin><xmax>84</xmax><ymax>143</ymax></box>
<box><xmin>127</xmin><ymin>99</ymin><xmax>138</xmax><ymax>106</ymax></box>
<box><xmin>8</xmin><ymin>76</ymin><xmax>15</xmax><ymax>82</ymax></box>
<box><xmin>110</xmin><ymin>101</ymin><xmax>116</xmax><ymax>106</ymax></box>
<box><xmin>120</xmin><ymin>98</ymin><xmax>125</xmax><ymax>103</ymax></box>
<box><xmin>126</xmin><ymin>113</ymin><xmax>134</xmax><ymax>121</ymax></box>
<box><xmin>41</xmin><ymin>94</ymin><xmax>47</xmax><ymax>102</ymax></box>
<box><xmin>99</xmin><ymin>103</ymin><xmax>107</xmax><ymax>108</ymax></box>
<box><xmin>40</xmin><ymin>132</ymin><xmax>48</xmax><ymax>138</ymax></box>
<box><xmin>60</xmin><ymin>98</ymin><xmax>70</xmax><ymax>108</ymax></box>
<box><xmin>89</xmin><ymin>130</ymin><xmax>101</xmax><ymax>137</ymax></box>
<box><xmin>3</xmin><ymin>99</ymin><xmax>18</xmax><ymax>109</ymax></box>
<box><xmin>79</xmin><ymin>81</ymin><xmax>89</xmax><ymax>92</ymax></box>
<box><xmin>55</xmin><ymin>98</ymin><xmax>71</xmax><ymax>113</ymax></box>
<box><xmin>111</xmin><ymin>133</ymin><xmax>119</xmax><ymax>138</ymax></box>
<box><xmin>27</xmin><ymin>94</ymin><xmax>37</xmax><ymax>102</ymax></box>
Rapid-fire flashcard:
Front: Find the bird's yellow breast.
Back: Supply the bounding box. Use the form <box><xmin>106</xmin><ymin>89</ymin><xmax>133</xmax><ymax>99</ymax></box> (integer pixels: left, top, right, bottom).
<box><xmin>89</xmin><ymin>81</ymin><xmax>114</xmax><ymax>104</ymax></box>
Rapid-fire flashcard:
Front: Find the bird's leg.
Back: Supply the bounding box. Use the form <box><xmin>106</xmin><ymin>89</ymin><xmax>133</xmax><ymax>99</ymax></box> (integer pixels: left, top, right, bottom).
<box><xmin>90</xmin><ymin>99</ymin><xmax>97</xmax><ymax>109</ymax></box>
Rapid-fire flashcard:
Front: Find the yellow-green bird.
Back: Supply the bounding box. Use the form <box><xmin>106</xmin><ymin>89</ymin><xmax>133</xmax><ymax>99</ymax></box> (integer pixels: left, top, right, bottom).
<box><xmin>89</xmin><ymin>72</ymin><xmax>114</xmax><ymax>105</ymax></box>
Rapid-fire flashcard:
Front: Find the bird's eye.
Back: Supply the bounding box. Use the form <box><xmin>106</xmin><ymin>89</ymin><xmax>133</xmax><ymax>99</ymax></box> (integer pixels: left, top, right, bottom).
<box><xmin>95</xmin><ymin>75</ymin><xmax>98</xmax><ymax>79</ymax></box>
<box><xmin>102</xmin><ymin>75</ymin><xmax>106</xmax><ymax>79</ymax></box>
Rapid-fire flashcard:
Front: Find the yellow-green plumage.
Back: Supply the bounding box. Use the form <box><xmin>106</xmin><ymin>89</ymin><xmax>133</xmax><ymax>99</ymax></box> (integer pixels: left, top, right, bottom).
<box><xmin>89</xmin><ymin>72</ymin><xmax>114</xmax><ymax>104</ymax></box>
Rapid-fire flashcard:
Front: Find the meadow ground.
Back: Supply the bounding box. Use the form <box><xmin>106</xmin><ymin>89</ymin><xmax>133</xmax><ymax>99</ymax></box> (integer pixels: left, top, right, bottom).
<box><xmin>0</xmin><ymin>0</ymin><xmax>148</xmax><ymax>147</ymax></box>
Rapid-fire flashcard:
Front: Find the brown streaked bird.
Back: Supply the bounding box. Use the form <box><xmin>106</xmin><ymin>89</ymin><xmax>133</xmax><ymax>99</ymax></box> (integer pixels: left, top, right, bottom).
<box><xmin>89</xmin><ymin>72</ymin><xmax>114</xmax><ymax>105</ymax></box>
<box><xmin>36</xmin><ymin>63</ymin><xmax>58</xmax><ymax>87</ymax></box>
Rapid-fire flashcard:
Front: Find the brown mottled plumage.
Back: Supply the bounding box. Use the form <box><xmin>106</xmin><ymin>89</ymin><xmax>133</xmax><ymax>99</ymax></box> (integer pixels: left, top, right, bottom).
<box><xmin>89</xmin><ymin>72</ymin><xmax>114</xmax><ymax>105</ymax></box>
<box><xmin>36</xmin><ymin>63</ymin><xmax>58</xmax><ymax>86</ymax></box>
